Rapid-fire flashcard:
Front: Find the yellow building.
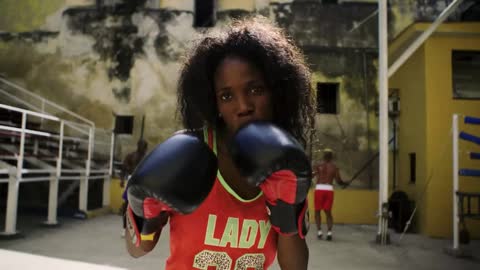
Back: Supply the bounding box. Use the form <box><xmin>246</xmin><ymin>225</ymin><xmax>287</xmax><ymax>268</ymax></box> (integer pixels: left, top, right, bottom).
<box><xmin>390</xmin><ymin>23</ymin><xmax>480</xmax><ymax>238</ymax></box>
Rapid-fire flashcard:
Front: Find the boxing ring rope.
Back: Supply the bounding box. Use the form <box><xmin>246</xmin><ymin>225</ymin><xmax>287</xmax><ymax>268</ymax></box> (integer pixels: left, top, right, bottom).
<box><xmin>470</xmin><ymin>152</ymin><xmax>480</xmax><ymax>160</ymax></box>
<box><xmin>452</xmin><ymin>114</ymin><xmax>480</xmax><ymax>252</ymax></box>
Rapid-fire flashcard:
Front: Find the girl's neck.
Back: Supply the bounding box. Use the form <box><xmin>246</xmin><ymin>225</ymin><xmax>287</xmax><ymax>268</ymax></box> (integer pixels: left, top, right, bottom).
<box><xmin>215</xmin><ymin>126</ymin><xmax>261</xmax><ymax>200</ymax></box>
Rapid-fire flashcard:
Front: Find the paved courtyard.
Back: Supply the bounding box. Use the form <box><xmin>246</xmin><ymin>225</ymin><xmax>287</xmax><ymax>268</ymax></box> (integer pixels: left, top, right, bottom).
<box><xmin>0</xmin><ymin>214</ymin><xmax>478</xmax><ymax>269</ymax></box>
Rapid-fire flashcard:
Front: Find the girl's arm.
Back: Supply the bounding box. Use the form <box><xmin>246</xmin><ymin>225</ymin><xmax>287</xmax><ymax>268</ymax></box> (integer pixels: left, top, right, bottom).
<box><xmin>125</xmin><ymin>209</ymin><xmax>166</xmax><ymax>258</ymax></box>
<box><xmin>277</xmin><ymin>234</ymin><xmax>309</xmax><ymax>270</ymax></box>
<box><xmin>125</xmin><ymin>225</ymin><xmax>161</xmax><ymax>257</ymax></box>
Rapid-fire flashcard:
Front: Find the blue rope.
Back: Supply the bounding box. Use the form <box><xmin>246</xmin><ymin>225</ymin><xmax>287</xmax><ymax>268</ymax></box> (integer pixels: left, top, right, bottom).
<box><xmin>459</xmin><ymin>169</ymin><xmax>480</xmax><ymax>177</ymax></box>
<box><xmin>459</xmin><ymin>131</ymin><xmax>480</xmax><ymax>145</ymax></box>
<box><xmin>471</xmin><ymin>152</ymin><xmax>480</xmax><ymax>160</ymax></box>
<box><xmin>464</xmin><ymin>116</ymin><xmax>480</xmax><ymax>125</ymax></box>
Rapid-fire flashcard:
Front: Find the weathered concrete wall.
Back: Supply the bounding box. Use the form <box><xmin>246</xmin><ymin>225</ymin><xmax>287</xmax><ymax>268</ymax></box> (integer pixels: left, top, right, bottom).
<box><xmin>0</xmin><ymin>0</ymin><xmax>66</xmax><ymax>32</ymax></box>
<box><xmin>0</xmin><ymin>0</ymin><xmax>477</xmax><ymax>184</ymax></box>
<box><xmin>0</xmin><ymin>1</ymin><xmax>197</xmax><ymax>158</ymax></box>
<box><xmin>307</xmin><ymin>50</ymin><xmax>379</xmax><ymax>187</ymax></box>
<box><xmin>389</xmin><ymin>0</ymin><xmax>479</xmax><ymax>38</ymax></box>
<box><xmin>0</xmin><ymin>0</ymin><xmax>377</xmax><ymax>186</ymax></box>
<box><xmin>270</xmin><ymin>1</ymin><xmax>380</xmax><ymax>186</ymax></box>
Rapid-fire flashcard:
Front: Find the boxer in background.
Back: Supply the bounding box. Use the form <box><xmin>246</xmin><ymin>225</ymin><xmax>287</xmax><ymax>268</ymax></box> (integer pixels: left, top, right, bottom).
<box><xmin>124</xmin><ymin>16</ymin><xmax>315</xmax><ymax>270</ymax></box>
<box><xmin>313</xmin><ymin>149</ymin><xmax>348</xmax><ymax>241</ymax></box>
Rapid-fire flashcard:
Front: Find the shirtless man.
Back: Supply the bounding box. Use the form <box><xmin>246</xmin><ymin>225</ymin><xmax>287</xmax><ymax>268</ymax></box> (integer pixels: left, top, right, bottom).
<box><xmin>312</xmin><ymin>149</ymin><xmax>347</xmax><ymax>240</ymax></box>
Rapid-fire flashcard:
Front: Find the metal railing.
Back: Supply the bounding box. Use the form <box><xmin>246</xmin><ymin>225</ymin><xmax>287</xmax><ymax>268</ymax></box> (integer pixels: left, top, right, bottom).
<box><xmin>0</xmin><ymin>101</ymin><xmax>114</xmax><ymax>236</ymax></box>
<box><xmin>0</xmin><ymin>78</ymin><xmax>94</xmax><ymax>127</ymax></box>
<box><xmin>0</xmin><ymin>78</ymin><xmax>113</xmax><ymax>167</ymax></box>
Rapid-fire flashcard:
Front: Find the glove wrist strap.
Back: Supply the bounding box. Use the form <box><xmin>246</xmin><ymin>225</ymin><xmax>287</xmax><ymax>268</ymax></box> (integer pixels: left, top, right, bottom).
<box><xmin>267</xmin><ymin>200</ymin><xmax>309</xmax><ymax>239</ymax></box>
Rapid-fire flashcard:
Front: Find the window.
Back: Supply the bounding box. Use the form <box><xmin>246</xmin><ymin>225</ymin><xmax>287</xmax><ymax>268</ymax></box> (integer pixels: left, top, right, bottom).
<box><xmin>194</xmin><ymin>0</ymin><xmax>216</xmax><ymax>27</ymax></box>
<box><xmin>114</xmin><ymin>115</ymin><xmax>134</xmax><ymax>135</ymax></box>
<box><xmin>452</xmin><ymin>50</ymin><xmax>480</xmax><ymax>99</ymax></box>
<box><xmin>409</xmin><ymin>153</ymin><xmax>416</xmax><ymax>184</ymax></box>
<box><xmin>316</xmin><ymin>82</ymin><xmax>339</xmax><ymax>114</ymax></box>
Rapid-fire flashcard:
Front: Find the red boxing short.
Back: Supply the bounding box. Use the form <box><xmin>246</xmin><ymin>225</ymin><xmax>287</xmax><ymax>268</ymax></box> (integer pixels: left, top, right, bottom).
<box><xmin>314</xmin><ymin>184</ymin><xmax>334</xmax><ymax>211</ymax></box>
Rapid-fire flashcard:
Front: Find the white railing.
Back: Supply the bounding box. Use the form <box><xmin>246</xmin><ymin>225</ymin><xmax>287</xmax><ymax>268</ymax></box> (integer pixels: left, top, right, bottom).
<box><xmin>0</xmin><ymin>102</ymin><xmax>114</xmax><ymax>236</ymax></box>
<box><xmin>452</xmin><ymin>114</ymin><xmax>459</xmax><ymax>251</ymax></box>
<box><xmin>0</xmin><ymin>76</ymin><xmax>115</xmax><ymax>180</ymax></box>
<box><xmin>0</xmin><ymin>78</ymin><xmax>94</xmax><ymax>127</ymax></box>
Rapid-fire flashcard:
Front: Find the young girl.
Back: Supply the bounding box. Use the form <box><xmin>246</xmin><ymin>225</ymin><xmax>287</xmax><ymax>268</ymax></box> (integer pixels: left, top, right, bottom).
<box><xmin>125</xmin><ymin>16</ymin><xmax>315</xmax><ymax>270</ymax></box>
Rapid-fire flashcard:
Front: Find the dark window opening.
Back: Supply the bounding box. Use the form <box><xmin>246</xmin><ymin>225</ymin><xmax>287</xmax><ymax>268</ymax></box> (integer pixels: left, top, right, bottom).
<box><xmin>452</xmin><ymin>50</ymin><xmax>480</xmax><ymax>99</ymax></box>
<box><xmin>194</xmin><ymin>0</ymin><xmax>216</xmax><ymax>27</ymax></box>
<box><xmin>409</xmin><ymin>153</ymin><xmax>416</xmax><ymax>184</ymax></box>
<box><xmin>114</xmin><ymin>115</ymin><xmax>134</xmax><ymax>135</ymax></box>
<box><xmin>323</xmin><ymin>0</ymin><xmax>338</xmax><ymax>4</ymax></box>
<box><xmin>316</xmin><ymin>82</ymin><xmax>339</xmax><ymax>114</ymax></box>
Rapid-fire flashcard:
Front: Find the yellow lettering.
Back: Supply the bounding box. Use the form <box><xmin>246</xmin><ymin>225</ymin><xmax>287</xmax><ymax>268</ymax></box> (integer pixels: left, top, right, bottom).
<box><xmin>238</xmin><ymin>219</ymin><xmax>258</xmax><ymax>249</ymax></box>
<box><xmin>258</xmin><ymin>220</ymin><xmax>271</xmax><ymax>249</ymax></box>
<box><xmin>219</xmin><ymin>217</ymin><xmax>239</xmax><ymax>248</ymax></box>
<box><xmin>204</xmin><ymin>214</ymin><xmax>220</xmax><ymax>246</ymax></box>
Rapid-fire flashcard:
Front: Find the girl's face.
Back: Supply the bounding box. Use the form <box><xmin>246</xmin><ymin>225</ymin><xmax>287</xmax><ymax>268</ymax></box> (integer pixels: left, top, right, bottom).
<box><xmin>214</xmin><ymin>56</ymin><xmax>273</xmax><ymax>135</ymax></box>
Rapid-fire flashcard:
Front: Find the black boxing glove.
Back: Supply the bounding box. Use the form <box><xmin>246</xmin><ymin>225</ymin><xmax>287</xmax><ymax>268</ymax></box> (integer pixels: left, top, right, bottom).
<box><xmin>230</xmin><ymin>122</ymin><xmax>311</xmax><ymax>238</ymax></box>
<box><xmin>126</xmin><ymin>131</ymin><xmax>217</xmax><ymax>247</ymax></box>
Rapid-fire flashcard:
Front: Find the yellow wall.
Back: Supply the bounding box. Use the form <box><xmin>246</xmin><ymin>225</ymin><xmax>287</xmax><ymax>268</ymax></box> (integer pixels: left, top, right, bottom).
<box><xmin>424</xmin><ymin>25</ymin><xmax>480</xmax><ymax>238</ymax></box>
<box><xmin>307</xmin><ymin>189</ymin><xmax>378</xmax><ymax>225</ymax></box>
<box><xmin>390</xmin><ymin>23</ymin><xmax>480</xmax><ymax>238</ymax></box>
<box><xmin>160</xmin><ymin>0</ymin><xmax>193</xmax><ymax>11</ymax></box>
<box><xmin>110</xmin><ymin>178</ymin><xmax>126</xmax><ymax>214</ymax></box>
<box><xmin>389</xmin><ymin>44</ymin><xmax>428</xmax><ymax>234</ymax></box>
<box><xmin>218</xmin><ymin>0</ymin><xmax>255</xmax><ymax>11</ymax></box>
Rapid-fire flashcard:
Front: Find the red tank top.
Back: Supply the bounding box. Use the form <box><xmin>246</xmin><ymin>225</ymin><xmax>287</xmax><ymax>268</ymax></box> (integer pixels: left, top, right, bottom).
<box><xmin>165</xmin><ymin>128</ymin><xmax>278</xmax><ymax>270</ymax></box>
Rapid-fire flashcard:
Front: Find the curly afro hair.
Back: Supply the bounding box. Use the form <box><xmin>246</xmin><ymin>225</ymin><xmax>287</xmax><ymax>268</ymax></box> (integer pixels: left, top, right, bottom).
<box><xmin>177</xmin><ymin>16</ymin><xmax>315</xmax><ymax>146</ymax></box>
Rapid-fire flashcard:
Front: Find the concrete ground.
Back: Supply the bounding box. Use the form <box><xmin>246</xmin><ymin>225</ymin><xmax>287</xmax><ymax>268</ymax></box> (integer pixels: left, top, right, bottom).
<box><xmin>0</xmin><ymin>214</ymin><xmax>479</xmax><ymax>270</ymax></box>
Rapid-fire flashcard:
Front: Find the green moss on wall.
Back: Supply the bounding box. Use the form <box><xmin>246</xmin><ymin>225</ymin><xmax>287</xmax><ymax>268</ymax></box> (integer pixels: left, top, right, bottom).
<box><xmin>0</xmin><ymin>41</ymin><xmax>114</xmax><ymax>130</ymax></box>
<box><xmin>0</xmin><ymin>0</ymin><xmax>65</xmax><ymax>32</ymax></box>
<box><xmin>389</xmin><ymin>0</ymin><xmax>416</xmax><ymax>38</ymax></box>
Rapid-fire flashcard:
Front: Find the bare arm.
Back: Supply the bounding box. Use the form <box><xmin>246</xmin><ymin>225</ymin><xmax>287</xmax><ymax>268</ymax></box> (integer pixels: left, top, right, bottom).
<box><xmin>125</xmin><ymin>226</ymin><xmax>160</xmax><ymax>258</ymax></box>
<box><xmin>125</xmin><ymin>209</ymin><xmax>166</xmax><ymax>258</ymax></box>
<box><xmin>277</xmin><ymin>234</ymin><xmax>309</xmax><ymax>270</ymax></box>
<box><xmin>335</xmin><ymin>168</ymin><xmax>346</xmax><ymax>186</ymax></box>
<box><xmin>311</xmin><ymin>163</ymin><xmax>319</xmax><ymax>177</ymax></box>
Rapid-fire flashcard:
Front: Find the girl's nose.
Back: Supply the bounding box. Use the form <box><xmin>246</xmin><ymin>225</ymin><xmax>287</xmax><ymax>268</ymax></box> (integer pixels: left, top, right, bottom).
<box><xmin>237</xmin><ymin>95</ymin><xmax>254</xmax><ymax>116</ymax></box>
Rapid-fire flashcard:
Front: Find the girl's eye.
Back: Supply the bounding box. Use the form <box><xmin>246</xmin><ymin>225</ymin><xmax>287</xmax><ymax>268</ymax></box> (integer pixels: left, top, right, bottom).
<box><xmin>250</xmin><ymin>86</ymin><xmax>264</xmax><ymax>95</ymax></box>
<box><xmin>220</xmin><ymin>92</ymin><xmax>232</xmax><ymax>101</ymax></box>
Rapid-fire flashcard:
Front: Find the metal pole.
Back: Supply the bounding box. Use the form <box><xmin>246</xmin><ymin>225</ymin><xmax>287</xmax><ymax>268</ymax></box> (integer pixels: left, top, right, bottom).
<box><xmin>79</xmin><ymin>127</ymin><xmax>93</xmax><ymax>212</ymax></box>
<box><xmin>140</xmin><ymin>115</ymin><xmax>145</xmax><ymax>140</ymax></box>
<box><xmin>452</xmin><ymin>114</ymin><xmax>459</xmax><ymax>250</ymax></box>
<box><xmin>378</xmin><ymin>0</ymin><xmax>389</xmax><ymax>244</ymax></box>
<box><xmin>4</xmin><ymin>112</ymin><xmax>26</xmax><ymax>234</ymax></box>
<box><xmin>393</xmin><ymin>119</ymin><xmax>397</xmax><ymax>190</ymax></box>
<box><xmin>102</xmin><ymin>174</ymin><xmax>111</xmax><ymax>208</ymax></box>
<box><xmin>103</xmin><ymin>131</ymin><xmax>115</xmax><ymax>207</ymax></box>
<box><xmin>47</xmin><ymin>120</ymin><xmax>64</xmax><ymax>225</ymax></box>
<box><xmin>109</xmin><ymin>132</ymin><xmax>115</xmax><ymax>177</ymax></box>
<box><xmin>40</xmin><ymin>99</ymin><xmax>45</xmax><ymax>128</ymax></box>
<box><xmin>388</xmin><ymin>0</ymin><xmax>464</xmax><ymax>78</ymax></box>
